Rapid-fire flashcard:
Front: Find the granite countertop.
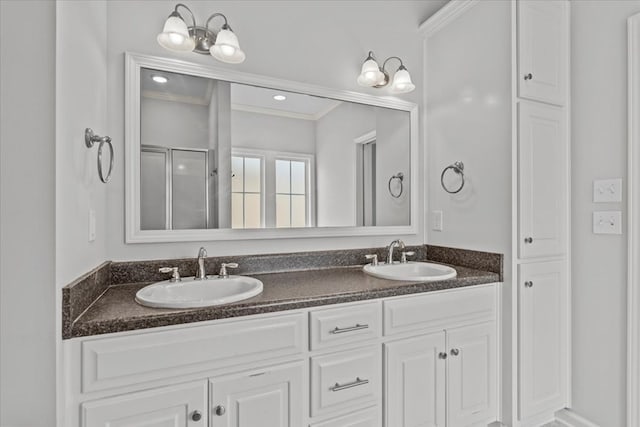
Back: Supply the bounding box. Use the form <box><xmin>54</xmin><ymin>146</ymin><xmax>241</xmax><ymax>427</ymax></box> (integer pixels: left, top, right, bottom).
<box><xmin>67</xmin><ymin>263</ymin><xmax>499</xmax><ymax>338</ymax></box>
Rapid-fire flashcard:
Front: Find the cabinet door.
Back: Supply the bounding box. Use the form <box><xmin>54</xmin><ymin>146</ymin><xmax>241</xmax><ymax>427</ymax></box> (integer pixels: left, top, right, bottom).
<box><xmin>384</xmin><ymin>332</ymin><xmax>446</xmax><ymax>427</ymax></box>
<box><xmin>518</xmin><ymin>102</ymin><xmax>567</xmax><ymax>259</ymax></box>
<box><xmin>517</xmin><ymin>0</ymin><xmax>567</xmax><ymax>105</ymax></box>
<box><xmin>82</xmin><ymin>380</ymin><xmax>207</xmax><ymax>427</ymax></box>
<box><xmin>518</xmin><ymin>261</ymin><xmax>567</xmax><ymax>420</ymax></box>
<box><xmin>447</xmin><ymin>322</ymin><xmax>497</xmax><ymax>427</ymax></box>
<box><xmin>210</xmin><ymin>361</ymin><xmax>304</xmax><ymax>427</ymax></box>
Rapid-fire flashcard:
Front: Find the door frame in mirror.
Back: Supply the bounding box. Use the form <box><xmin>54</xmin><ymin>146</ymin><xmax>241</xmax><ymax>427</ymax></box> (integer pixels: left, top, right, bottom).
<box><xmin>125</xmin><ymin>52</ymin><xmax>419</xmax><ymax>243</ymax></box>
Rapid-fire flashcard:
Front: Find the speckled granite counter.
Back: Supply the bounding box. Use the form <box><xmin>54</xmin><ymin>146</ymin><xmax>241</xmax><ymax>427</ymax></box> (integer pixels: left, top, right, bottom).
<box><xmin>65</xmin><ymin>264</ymin><xmax>498</xmax><ymax>338</ymax></box>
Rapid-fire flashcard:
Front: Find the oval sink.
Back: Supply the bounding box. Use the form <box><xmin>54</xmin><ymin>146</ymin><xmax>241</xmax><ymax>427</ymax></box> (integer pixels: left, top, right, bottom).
<box><xmin>135</xmin><ymin>276</ymin><xmax>263</xmax><ymax>309</ymax></box>
<box><xmin>363</xmin><ymin>262</ymin><xmax>457</xmax><ymax>282</ymax></box>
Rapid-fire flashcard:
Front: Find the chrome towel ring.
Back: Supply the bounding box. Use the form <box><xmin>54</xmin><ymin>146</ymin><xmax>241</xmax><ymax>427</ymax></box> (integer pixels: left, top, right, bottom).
<box><xmin>388</xmin><ymin>172</ymin><xmax>404</xmax><ymax>198</ymax></box>
<box><xmin>85</xmin><ymin>128</ymin><xmax>114</xmax><ymax>183</ymax></box>
<box><xmin>441</xmin><ymin>161</ymin><xmax>465</xmax><ymax>194</ymax></box>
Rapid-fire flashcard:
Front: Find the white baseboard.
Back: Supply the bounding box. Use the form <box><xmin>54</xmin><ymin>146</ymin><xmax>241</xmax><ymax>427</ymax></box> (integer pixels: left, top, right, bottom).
<box><xmin>555</xmin><ymin>409</ymin><xmax>600</xmax><ymax>427</ymax></box>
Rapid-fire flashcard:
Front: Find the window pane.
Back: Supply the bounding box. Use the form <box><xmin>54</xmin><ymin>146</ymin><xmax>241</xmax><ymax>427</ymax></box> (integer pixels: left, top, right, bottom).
<box><xmin>231</xmin><ymin>193</ymin><xmax>243</xmax><ymax>229</ymax></box>
<box><xmin>291</xmin><ymin>195</ymin><xmax>306</xmax><ymax>227</ymax></box>
<box><xmin>290</xmin><ymin>161</ymin><xmax>306</xmax><ymax>195</ymax></box>
<box><xmin>231</xmin><ymin>156</ymin><xmax>244</xmax><ymax>192</ymax></box>
<box><xmin>244</xmin><ymin>157</ymin><xmax>261</xmax><ymax>193</ymax></box>
<box><xmin>276</xmin><ymin>194</ymin><xmax>291</xmax><ymax>228</ymax></box>
<box><xmin>275</xmin><ymin>160</ymin><xmax>291</xmax><ymax>194</ymax></box>
<box><xmin>244</xmin><ymin>194</ymin><xmax>261</xmax><ymax>229</ymax></box>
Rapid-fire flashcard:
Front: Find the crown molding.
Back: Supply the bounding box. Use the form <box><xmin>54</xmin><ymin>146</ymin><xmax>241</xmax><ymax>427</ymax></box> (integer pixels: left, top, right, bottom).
<box><xmin>419</xmin><ymin>0</ymin><xmax>480</xmax><ymax>38</ymax></box>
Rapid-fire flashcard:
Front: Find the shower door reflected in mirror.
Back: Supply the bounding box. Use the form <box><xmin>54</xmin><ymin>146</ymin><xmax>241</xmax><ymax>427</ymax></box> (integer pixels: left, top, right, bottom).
<box><xmin>140</xmin><ymin>146</ymin><xmax>213</xmax><ymax>230</ymax></box>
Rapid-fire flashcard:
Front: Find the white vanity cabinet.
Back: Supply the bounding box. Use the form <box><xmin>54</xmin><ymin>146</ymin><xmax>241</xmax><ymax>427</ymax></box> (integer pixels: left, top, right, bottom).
<box><xmin>383</xmin><ymin>285</ymin><xmax>498</xmax><ymax>427</ymax></box>
<box><xmin>209</xmin><ymin>361</ymin><xmax>305</xmax><ymax>427</ymax></box>
<box><xmin>517</xmin><ymin>0</ymin><xmax>568</xmax><ymax>106</ymax></box>
<box><xmin>82</xmin><ymin>380</ymin><xmax>208</xmax><ymax>427</ymax></box>
<box><xmin>65</xmin><ymin>283</ymin><xmax>499</xmax><ymax>427</ymax></box>
<box><xmin>518</xmin><ymin>101</ymin><xmax>567</xmax><ymax>259</ymax></box>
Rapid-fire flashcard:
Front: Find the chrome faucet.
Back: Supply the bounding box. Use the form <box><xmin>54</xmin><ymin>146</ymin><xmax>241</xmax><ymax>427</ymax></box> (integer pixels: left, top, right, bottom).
<box><xmin>196</xmin><ymin>247</ymin><xmax>207</xmax><ymax>280</ymax></box>
<box><xmin>386</xmin><ymin>239</ymin><xmax>405</xmax><ymax>264</ymax></box>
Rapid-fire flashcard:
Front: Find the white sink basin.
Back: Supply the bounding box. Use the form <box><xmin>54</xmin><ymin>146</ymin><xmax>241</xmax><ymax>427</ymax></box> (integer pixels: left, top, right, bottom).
<box><xmin>135</xmin><ymin>276</ymin><xmax>263</xmax><ymax>309</ymax></box>
<box><xmin>363</xmin><ymin>262</ymin><xmax>457</xmax><ymax>282</ymax></box>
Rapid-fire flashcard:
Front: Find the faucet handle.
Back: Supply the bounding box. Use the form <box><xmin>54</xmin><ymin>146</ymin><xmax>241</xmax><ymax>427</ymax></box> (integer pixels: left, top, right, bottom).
<box><xmin>365</xmin><ymin>254</ymin><xmax>378</xmax><ymax>266</ymax></box>
<box><xmin>400</xmin><ymin>251</ymin><xmax>415</xmax><ymax>264</ymax></box>
<box><xmin>218</xmin><ymin>262</ymin><xmax>238</xmax><ymax>278</ymax></box>
<box><xmin>159</xmin><ymin>267</ymin><xmax>181</xmax><ymax>282</ymax></box>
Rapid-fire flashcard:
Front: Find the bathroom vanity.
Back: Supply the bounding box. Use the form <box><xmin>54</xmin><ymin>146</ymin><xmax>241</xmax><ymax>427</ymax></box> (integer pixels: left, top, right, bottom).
<box><xmin>62</xmin><ymin>246</ymin><xmax>501</xmax><ymax>427</ymax></box>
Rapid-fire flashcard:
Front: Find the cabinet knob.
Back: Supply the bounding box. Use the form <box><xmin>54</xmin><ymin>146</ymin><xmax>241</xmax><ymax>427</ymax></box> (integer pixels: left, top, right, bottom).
<box><xmin>450</xmin><ymin>348</ymin><xmax>460</xmax><ymax>356</ymax></box>
<box><xmin>524</xmin><ymin>237</ymin><xmax>533</xmax><ymax>244</ymax></box>
<box><xmin>524</xmin><ymin>73</ymin><xmax>533</xmax><ymax>80</ymax></box>
<box><xmin>214</xmin><ymin>405</ymin><xmax>226</xmax><ymax>416</ymax></box>
<box><xmin>524</xmin><ymin>281</ymin><xmax>534</xmax><ymax>288</ymax></box>
<box><xmin>191</xmin><ymin>410</ymin><xmax>202</xmax><ymax>421</ymax></box>
<box><xmin>438</xmin><ymin>352</ymin><xmax>448</xmax><ymax>359</ymax></box>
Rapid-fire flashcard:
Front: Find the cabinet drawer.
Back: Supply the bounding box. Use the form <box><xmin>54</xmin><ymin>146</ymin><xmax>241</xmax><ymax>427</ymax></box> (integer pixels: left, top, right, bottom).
<box><xmin>311</xmin><ymin>346</ymin><xmax>381</xmax><ymax>417</ymax></box>
<box><xmin>309</xmin><ymin>301</ymin><xmax>381</xmax><ymax>350</ymax></box>
<box><xmin>310</xmin><ymin>406</ymin><xmax>380</xmax><ymax>427</ymax></box>
<box><xmin>383</xmin><ymin>285</ymin><xmax>496</xmax><ymax>336</ymax></box>
<box><xmin>81</xmin><ymin>313</ymin><xmax>306</xmax><ymax>393</ymax></box>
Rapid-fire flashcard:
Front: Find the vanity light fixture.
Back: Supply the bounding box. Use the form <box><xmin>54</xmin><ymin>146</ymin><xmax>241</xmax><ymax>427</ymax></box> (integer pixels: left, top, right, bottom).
<box><xmin>157</xmin><ymin>3</ymin><xmax>246</xmax><ymax>64</ymax></box>
<box><xmin>357</xmin><ymin>51</ymin><xmax>415</xmax><ymax>94</ymax></box>
<box><xmin>273</xmin><ymin>94</ymin><xmax>287</xmax><ymax>101</ymax></box>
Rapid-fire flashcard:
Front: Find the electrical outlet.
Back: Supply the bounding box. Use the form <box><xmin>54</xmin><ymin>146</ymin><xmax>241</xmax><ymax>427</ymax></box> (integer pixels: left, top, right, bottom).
<box><xmin>88</xmin><ymin>209</ymin><xmax>96</xmax><ymax>242</ymax></box>
<box><xmin>593</xmin><ymin>178</ymin><xmax>622</xmax><ymax>203</ymax></box>
<box><xmin>593</xmin><ymin>211</ymin><xmax>622</xmax><ymax>234</ymax></box>
<box><xmin>432</xmin><ymin>210</ymin><xmax>443</xmax><ymax>231</ymax></box>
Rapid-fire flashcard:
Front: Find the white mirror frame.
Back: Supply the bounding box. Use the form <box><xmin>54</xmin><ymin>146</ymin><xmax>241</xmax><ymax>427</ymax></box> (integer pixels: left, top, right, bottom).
<box><xmin>125</xmin><ymin>53</ymin><xmax>419</xmax><ymax>243</ymax></box>
<box><xmin>628</xmin><ymin>14</ymin><xmax>640</xmax><ymax>427</ymax></box>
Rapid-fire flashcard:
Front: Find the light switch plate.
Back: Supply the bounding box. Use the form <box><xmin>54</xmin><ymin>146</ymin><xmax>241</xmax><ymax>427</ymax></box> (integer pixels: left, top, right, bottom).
<box><xmin>593</xmin><ymin>178</ymin><xmax>622</xmax><ymax>203</ymax></box>
<box><xmin>593</xmin><ymin>211</ymin><xmax>622</xmax><ymax>234</ymax></box>
<box><xmin>432</xmin><ymin>210</ymin><xmax>443</xmax><ymax>231</ymax></box>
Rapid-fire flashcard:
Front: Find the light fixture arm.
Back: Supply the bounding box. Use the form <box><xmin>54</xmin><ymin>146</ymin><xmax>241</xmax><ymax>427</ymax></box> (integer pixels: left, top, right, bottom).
<box><xmin>205</xmin><ymin>12</ymin><xmax>231</xmax><ymax>32</ymax></box>
<box><xmin>381</xmin><ymin>56</ymin><xmax>404</xmax><ymax>73</ymax></box>
<box><xmin>173</xmin><ymin>3</ymin><xmax>196</xmax><ymax>29</ymax></box>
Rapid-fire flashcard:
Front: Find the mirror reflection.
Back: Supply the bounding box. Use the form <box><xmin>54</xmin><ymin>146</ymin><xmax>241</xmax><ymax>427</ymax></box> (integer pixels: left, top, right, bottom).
<box><xmin>139</xmin><ymin>67</ymin><xmax>411</xmax><ymax>230</ymax></box>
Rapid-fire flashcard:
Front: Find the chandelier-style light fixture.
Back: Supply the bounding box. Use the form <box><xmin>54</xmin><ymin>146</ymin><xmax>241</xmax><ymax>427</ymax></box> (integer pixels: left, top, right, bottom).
<box><xmin>357</xmin><ymin>51</ymin><xmax>415</xmax><ymax>94</ymax></box>
<box><xmin>157</xmin><ymin>3</ymin><xmax>246</xmax><ymax>64</ymax></box>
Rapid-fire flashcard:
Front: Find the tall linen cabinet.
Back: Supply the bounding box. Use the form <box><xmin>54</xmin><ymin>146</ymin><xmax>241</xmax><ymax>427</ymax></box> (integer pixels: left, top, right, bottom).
<box><xmin>422</xmin><ymin>1</ymin><xmax>570</xmax><ymax>426</ymax></box>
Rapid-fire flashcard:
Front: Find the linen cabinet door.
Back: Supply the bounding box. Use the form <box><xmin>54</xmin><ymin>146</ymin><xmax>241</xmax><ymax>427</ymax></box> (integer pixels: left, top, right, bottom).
<box><xmin>518</xmin><ymin>261</ymin><xmax>567</xmax><ymax>420</ymax></box>
<box><xmin>446</xmin><ymin>322</ymin><xmax>497</xmax><ymax>427</ymax></box>
<box><xmin>82</xmin><ymin>380</ymin><xmax>207</xmax><ymax>427</ymax></box>
<box><xmin>517</xmin><ymin>0</ymin><xmax>568</xmax><ymax>105</ymax></box>
<box><xmin>518</xmin><ymin>102</ymin><xmax>567</xmax><ymax>259</ymax></box>
<box><xmin>384</xmin><ymin>332</ymin><xmax>446</xmax><ymax>427</ymax></box>
<box><xmin>209</xmin><ymin>361</ymin><xmax>304</xmax><ymax>427</ymax></box>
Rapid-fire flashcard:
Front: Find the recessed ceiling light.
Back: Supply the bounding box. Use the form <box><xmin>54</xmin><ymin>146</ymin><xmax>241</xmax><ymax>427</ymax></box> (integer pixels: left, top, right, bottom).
<box><xmin>273</xmin><ymin>94</ymin><xmax>287</xmax><ymax>101</ymax></box>
<box><xmin>152</xmin><ymin>75</ymin><xmax>168</xmax><ymax>84</ymax></box>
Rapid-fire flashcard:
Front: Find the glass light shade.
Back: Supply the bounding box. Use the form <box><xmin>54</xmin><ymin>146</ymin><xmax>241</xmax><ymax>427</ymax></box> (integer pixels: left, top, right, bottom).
<box><xmin>357</xmin><ymin>58</ymin><xmax>384</xmax><ymax>87</ymax></box>
<box><xmin>390</xmin><ymin>67</ymin><xmax>415</xmax><ymax>93</ymax></box>
<box><xmin>210</xmin><ymin>28</ymin><xmax>246</xmax><ymax>64</ymax></box>
<box><xmin>157</xmin><ymin>14</ymin><xmax>195</xmax><ymax>52</ymax></box>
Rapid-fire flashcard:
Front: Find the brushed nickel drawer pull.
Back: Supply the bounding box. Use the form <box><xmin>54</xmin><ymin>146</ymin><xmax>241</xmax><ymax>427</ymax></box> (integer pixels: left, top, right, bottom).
<box><xmin>330</xmin><ymin>377</ymin><xmax>369</xmax><ymax>392</ymax></box>
<box><xmin>329</xmin><ymin>324</ymin><xmax>369</xmax><ymax>334</ymax></box>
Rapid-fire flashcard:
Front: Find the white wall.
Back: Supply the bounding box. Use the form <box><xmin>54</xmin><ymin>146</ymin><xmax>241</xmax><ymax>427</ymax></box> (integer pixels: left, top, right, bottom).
<box><xmin>423</xmin><ymin>1</ymin><xmax>512</xmax><ymax>422</ymax></box>
<box><xmin>316</xmin><ymin>102</ymin><xmax>376</xmax><ymax>227</ymax></box>
<box><xmin>141</xmin><ymin>97</ymin><xmax>210</xmax><ymax>149</ymax></box>
<box><xmin>105</xmin><ymin>1</ymin><xmax>444</xmax><ymax>260</ymax></box>
<box><xmin>0</xmin><ymin>2</ymin><xmax>57</xmax><ymax>426</ymax></box>
<box><xmin>571</xmin><ymin>2</ymin><xmax>640</xmax><ymax>426</ymax></box>
<box><xmin>55</xmin><ymin>0</ymin><xmax>109</xmax><ymax>288</ymax></box>
<box><xmin>232</xmin><ymin>110</ymin><xmax>316</xmax><ymax>154</ymax></box>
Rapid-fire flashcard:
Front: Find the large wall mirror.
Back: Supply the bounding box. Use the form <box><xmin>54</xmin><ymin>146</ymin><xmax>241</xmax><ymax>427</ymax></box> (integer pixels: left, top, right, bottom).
<box><xmin>125</xmin><ymin>53</ymin><xmax>418</xmax><ymax>242</ymax></box>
